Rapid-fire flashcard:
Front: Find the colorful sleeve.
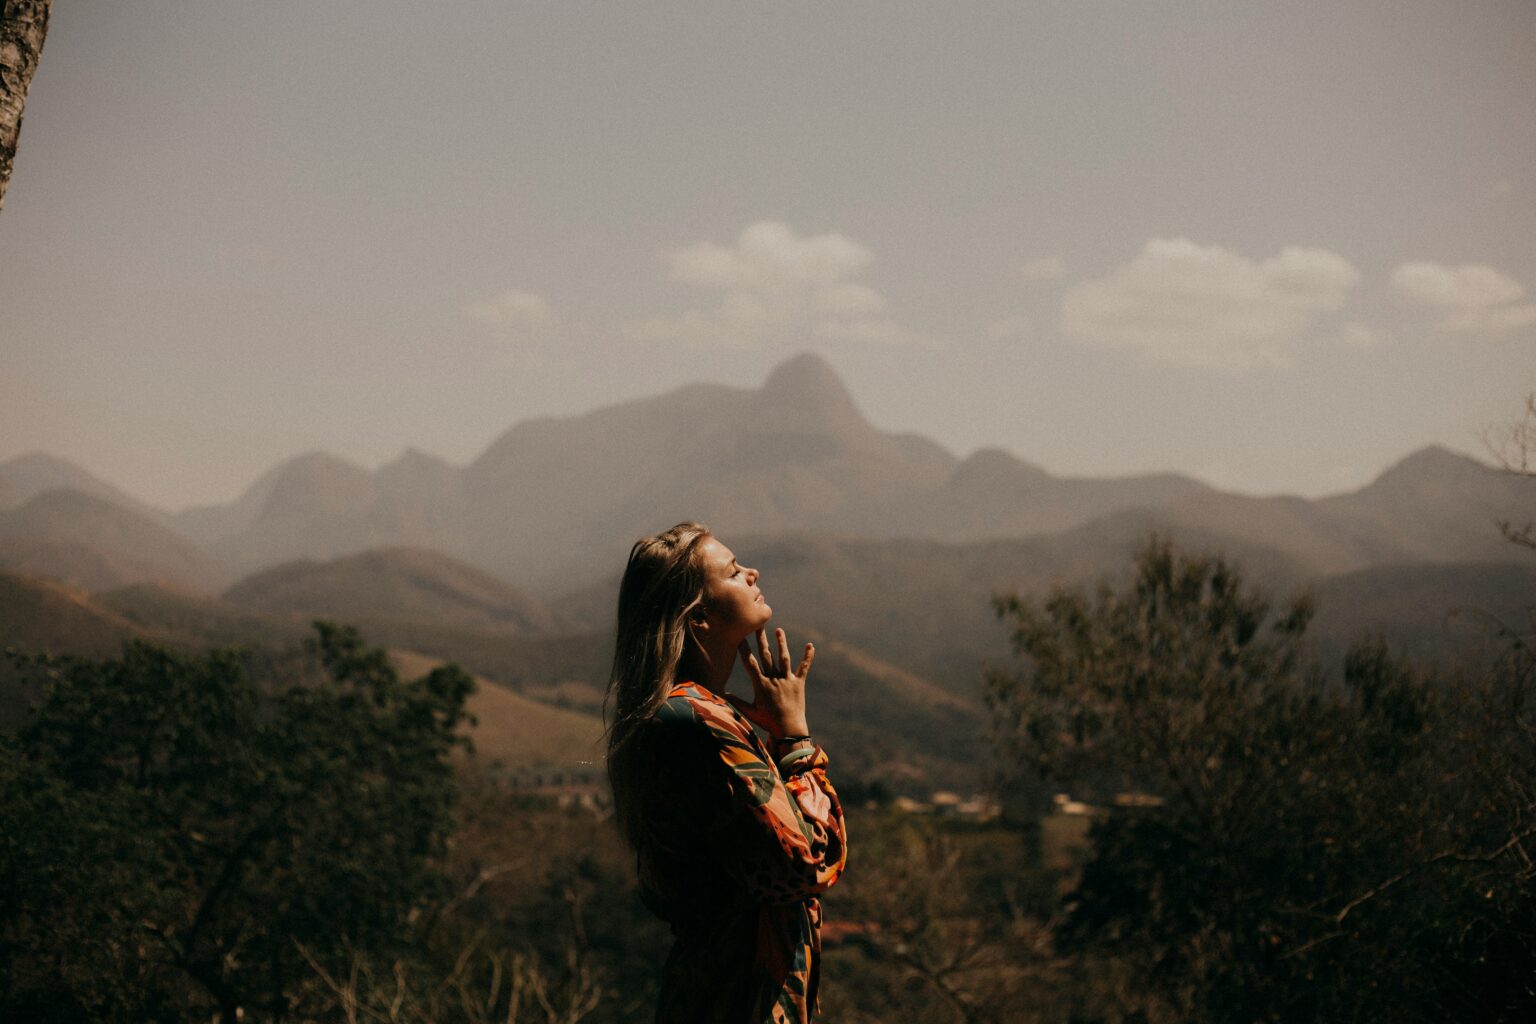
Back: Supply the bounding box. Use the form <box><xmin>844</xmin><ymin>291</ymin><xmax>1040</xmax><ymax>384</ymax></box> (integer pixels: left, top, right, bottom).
<box><xmin>681</xmin><ymin>691</ymin><xmax>848</xmax><ymax>905</ymax></box>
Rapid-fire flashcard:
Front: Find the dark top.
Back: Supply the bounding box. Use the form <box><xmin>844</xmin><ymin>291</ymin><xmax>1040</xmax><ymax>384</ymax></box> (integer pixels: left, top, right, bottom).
<box><xmin>632</xmin><ymin>681</ymin><xmax>848</xmax><ymax>1024</ymax></box>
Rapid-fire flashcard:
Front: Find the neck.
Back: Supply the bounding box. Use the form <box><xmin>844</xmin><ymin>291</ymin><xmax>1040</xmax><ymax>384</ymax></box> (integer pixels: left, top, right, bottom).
<box><xmin>680</xmin><ymin>637</ymin><xmax>735</xmax><ymax>697</ymax></box>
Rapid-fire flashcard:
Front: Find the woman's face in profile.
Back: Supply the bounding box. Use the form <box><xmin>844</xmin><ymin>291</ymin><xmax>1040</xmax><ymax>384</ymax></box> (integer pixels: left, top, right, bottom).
<box><xmin>696</xmin><ymin>536</ymin><xmax>772</xmax><ymax>640</ymax></box>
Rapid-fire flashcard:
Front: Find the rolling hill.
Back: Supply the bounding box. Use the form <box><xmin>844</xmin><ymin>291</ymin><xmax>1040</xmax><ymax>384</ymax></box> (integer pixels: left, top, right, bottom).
<box><xmin>222</xmin><ymin>546</ymin><xmax>558</xmax><ymax>632</ymax></box>
<box><xmin>0</xmin><ymin>489</ymin><xmax>229</xmax><ymax>592</ymax></box>
<box><xmin>0</xmin><ymin>452</ymin><xmax>166</xmax><ymax>520</ymax></box>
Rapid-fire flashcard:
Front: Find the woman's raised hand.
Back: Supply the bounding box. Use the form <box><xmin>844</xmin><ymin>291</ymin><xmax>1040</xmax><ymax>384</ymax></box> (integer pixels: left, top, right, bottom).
<box><xmin>729</xmin><ymin>627</ymin><xmax>814</xmax><ymax>740</ymax></box>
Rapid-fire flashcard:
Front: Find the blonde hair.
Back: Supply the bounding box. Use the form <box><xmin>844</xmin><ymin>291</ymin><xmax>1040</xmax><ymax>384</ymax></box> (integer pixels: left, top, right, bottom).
<box><xmin>605</xmin><ymin>521</ymin><xmax>712</xmax><ymax>848</ymax></box>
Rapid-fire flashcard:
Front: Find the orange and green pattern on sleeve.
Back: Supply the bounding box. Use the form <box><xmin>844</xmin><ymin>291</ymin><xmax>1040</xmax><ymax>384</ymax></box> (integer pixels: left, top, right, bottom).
<box><xmin>643</xmin><ymin>682</ymin><xmax>848</xmax><ymax>1024</ymax></box>
<box><xmin>676</xmin><ymin>683</ymin><xmax>846</xmax><ymax>903</ymax></box>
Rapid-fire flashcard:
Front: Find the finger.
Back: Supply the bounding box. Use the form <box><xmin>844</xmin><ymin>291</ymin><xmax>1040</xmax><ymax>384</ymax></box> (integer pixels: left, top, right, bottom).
<box><xmin>724</xmin><ymin>692</ymin><xmax>755</xmax><ymax>716</ymax></box>
<box><xmin>796</xmin><ymin>642</ymin><xmax>815</xmax><ymax>679</ymax></box>
<box><xmin>755</xmin><ymin>628</ymin><xmax>772</xmax><ymax>670</ymax></box>
<box><xmin>775</xmin><ymin>627</ymin><xmax>791</xmax><ymax>670</ymax></box>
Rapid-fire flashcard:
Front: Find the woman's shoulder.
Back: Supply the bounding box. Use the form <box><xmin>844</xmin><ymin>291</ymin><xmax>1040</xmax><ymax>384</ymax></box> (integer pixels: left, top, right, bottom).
<box><xmin>653</xmin><ymin>681</ymin><xmax>751</xmax><ymax>741</ymax></box>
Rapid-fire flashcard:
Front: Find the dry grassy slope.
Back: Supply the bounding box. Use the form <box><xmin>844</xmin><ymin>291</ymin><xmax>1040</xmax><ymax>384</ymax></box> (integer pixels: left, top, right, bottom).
<box><xmin>387</xmin><ymin>649</ymin><xmax>603</xmax><ymax>771</ymax></box>
<box><xmin>0</xmin><ymin>570</ymin><xmax>145</xmax><ymax>656</ymax></box>
<box><xmin>0</xmin><ymin>536</ymin><xmax>183</xmax><ymax>593</ymax></box>
<box><xmin>1</xmin><ymin>574</ymin><xmax>607</xmax><ymax>772</ymax></box>
<box><xmin>95</xmin><ymin>584</ymin><xmax>323</xmax><ymax>659</ymax></box>
<box><xmin>0</xmin><ymin>571</ymin><xmax>154</xmax><ymax>728</ymax></box>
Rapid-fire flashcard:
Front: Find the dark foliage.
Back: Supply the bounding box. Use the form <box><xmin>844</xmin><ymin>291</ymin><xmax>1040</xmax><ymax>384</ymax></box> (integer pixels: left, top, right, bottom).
<box><xmin>0</xmin><ymin>623</ymin><xmax>473</xmax><ymax>1022</ymax></box>
<box><xmin>986</xmin><ymin>538</ymin><xmax>1536</xmax><ymax>1023</ymax></box>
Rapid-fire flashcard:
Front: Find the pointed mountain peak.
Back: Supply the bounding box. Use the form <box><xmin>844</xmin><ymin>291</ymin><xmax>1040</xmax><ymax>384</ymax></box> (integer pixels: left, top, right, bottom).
<box><xmin>759</xmin><ymin>352</ymin><xmax>862</xmax><ymax>423</ymax></box>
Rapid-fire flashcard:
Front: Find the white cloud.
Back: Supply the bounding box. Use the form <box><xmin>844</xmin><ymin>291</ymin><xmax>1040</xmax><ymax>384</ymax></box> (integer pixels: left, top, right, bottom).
<box><xmin>1018</xmin><ymin>256</ymin><xmax>1067</xmax><ymax>281</ymax></box>
<box><xmin>627</xmin><ymin>221</ymin><xmax>919</xmax><ymax>348</ymax></box>
<box><xmin>667</xmin><ymin>220</ymin><xmax>873</xmax><ymax>293</ymax></box>
<box><xmin>1391</xmin><ymin>261</ymin><xmax>1536</xmax><ymax>334</ymax></box>
<box><xmin>1392</xmin><ymin>262</ymin><xmax>1523</xmax><ymax>309</ymax></box>
<box><xmin>1060</xmin><ymin>238</ymin><xmax>1361</xmax><ymax>369</ymax></box>
<box><xmin>464</xmin><ymin>289</ymin><xmax>559</xmax><ymax>339</ymax></box>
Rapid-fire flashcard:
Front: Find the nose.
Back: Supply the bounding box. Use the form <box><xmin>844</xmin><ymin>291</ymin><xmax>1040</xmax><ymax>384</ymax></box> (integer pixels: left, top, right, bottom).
<box><xmin>745</xmin><ymin>566</ymin><xmax>759</xmax><ymax>585</ymax></box>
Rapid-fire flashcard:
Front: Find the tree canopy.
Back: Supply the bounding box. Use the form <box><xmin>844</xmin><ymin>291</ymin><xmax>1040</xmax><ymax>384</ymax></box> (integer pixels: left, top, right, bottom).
<box><xmin>986</xmin><ymin>538</ymin><xmax>1536</xmax><ymax>1023</ymax></box>
<box><xmin>0</xmin><ymin>622</ymin><xmax>474</xmax><ymax>1022</ymax></box>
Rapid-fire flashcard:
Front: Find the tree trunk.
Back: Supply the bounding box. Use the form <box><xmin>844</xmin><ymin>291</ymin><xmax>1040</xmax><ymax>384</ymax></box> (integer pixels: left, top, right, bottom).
<box><xmin>0</xmin><ymin>0</ymin><xmax>52</xmax><ymax>213</ymax></box>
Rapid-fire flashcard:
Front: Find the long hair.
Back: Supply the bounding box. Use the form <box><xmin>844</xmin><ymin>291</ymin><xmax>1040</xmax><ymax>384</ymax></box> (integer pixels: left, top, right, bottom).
<box><xmin>605</xmin><ymin>521</ymin><xmax>712</xmax><ymax>849</ymax></box>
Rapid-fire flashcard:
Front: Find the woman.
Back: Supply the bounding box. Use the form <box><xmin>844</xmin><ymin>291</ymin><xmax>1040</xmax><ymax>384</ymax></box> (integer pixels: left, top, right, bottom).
<box><xmin>606</xmin><ymin>522</ymin><xmax>847</xmax><ymax>1024</ymax></box>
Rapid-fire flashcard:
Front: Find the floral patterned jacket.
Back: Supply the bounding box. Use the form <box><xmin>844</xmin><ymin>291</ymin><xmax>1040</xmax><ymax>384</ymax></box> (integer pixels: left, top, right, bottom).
<box><xmin>633</xmin><ymin>681</ymin><xmax>848</xmax><ymax>1023</ymax></box>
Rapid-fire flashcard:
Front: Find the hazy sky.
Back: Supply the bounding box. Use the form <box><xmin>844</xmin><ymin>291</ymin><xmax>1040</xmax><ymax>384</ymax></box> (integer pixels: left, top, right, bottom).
<box><xmin>3</xmin><ymin>0</ymin><xmax>1533</xmax><ymax>511</ymax></box>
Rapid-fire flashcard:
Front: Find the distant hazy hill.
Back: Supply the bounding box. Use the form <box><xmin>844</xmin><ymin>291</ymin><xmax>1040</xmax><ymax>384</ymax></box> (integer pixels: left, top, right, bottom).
<box><xmin>1306</xmin><ymin>560</ymin><xmax>1536</xmax><ymax>666</ymax></box>
<box><xmin>0</xmin><ymin>489</ymin><xmax>228</xmax><ymax>592</ymax></box>
<box><xmin>877</xmin><ymin>446</ymin><xmax>1209</xmax><ymax>540</ymax></box>
<box><xmin>222</xmin><ymin>546</ymin><xmax>557</xmax><ymax>632</ymax></box>
<box><xmin>1318</xmin><ymin>445</ymin><xmax>1536</xmax><ymax>564</ymax></box>
<box><xmin>0</xmin><ymin>452</ymin><xmax>166</xmax><ymax>520</ymax></box>
<box><xmin>172</xmin><ymin>455</ymin><xmax>301</xmax><ymax>548</ymax></box>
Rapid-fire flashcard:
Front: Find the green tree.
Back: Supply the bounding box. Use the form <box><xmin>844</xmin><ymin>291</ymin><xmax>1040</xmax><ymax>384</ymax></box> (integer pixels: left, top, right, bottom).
<box><xmin>0</xmin><ymin>622</ymin><xmax>473</xmax><ymax>1022</ymax></box>
<box><xmin>986</xmin><ymin>538</ymin><xmax>1536</xmax><ymax>1024</ymax></box>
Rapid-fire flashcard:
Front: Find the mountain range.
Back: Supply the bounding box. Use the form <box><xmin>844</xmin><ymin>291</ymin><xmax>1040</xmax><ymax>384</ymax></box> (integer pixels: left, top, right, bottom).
<box><xmin>2</xmin><ymin>353</ymin><xmax>1532</xmax><ymax>791</ymax></box>
<box><xmin>4</xmin><ymin>353</ymin><xmax>1529</xmax><ymax>596</ymax></box>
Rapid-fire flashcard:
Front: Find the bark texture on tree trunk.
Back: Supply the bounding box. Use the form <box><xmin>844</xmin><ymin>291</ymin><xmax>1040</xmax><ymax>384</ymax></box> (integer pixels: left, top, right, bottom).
<box><xmin>0</xmin><ymin>0</ymin><xmax>52</xmax><ymax>213</ymax></box>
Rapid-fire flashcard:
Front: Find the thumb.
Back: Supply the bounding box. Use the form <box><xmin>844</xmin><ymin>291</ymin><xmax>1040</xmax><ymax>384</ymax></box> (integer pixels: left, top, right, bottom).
<box><xmin>724</xmin><ymin>692</ymin><xmax>755</xmax><ymax>716</ymax></box>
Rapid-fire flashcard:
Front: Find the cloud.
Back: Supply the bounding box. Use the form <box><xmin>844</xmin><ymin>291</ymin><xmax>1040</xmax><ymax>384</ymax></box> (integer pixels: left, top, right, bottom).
<box><xmin>1391</xmin><ymin>261</ymin><xmax>1536</xmax><ymax>334</ymax></box>
<box><xmin>625</xmin><ymin>221</ymin><xmax>920</xmax><ymax>349</ymax></box>
<box><xmin>1018</xmin><ymin>256</ymin><xmax>1067</xmax><ymax>281</ymax></box>
<box><xmin>667</xmin><ymin>221</ymin><xmax>873</xmax><ymax>293</ymax></box>
<box><xmin>1338</xmin><ymin>321</ymin><xmax>1385</xmax><ymax>348</ymax></box>
<box><xmin>1060</xmin><ymin>238</ymin><xmax>1361</xmax><ymax>369</ymax></box>
<box><xmin>464</xmin><ymin>289</ymin><xmax>560</xmax><ymax>339</ymax></box>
